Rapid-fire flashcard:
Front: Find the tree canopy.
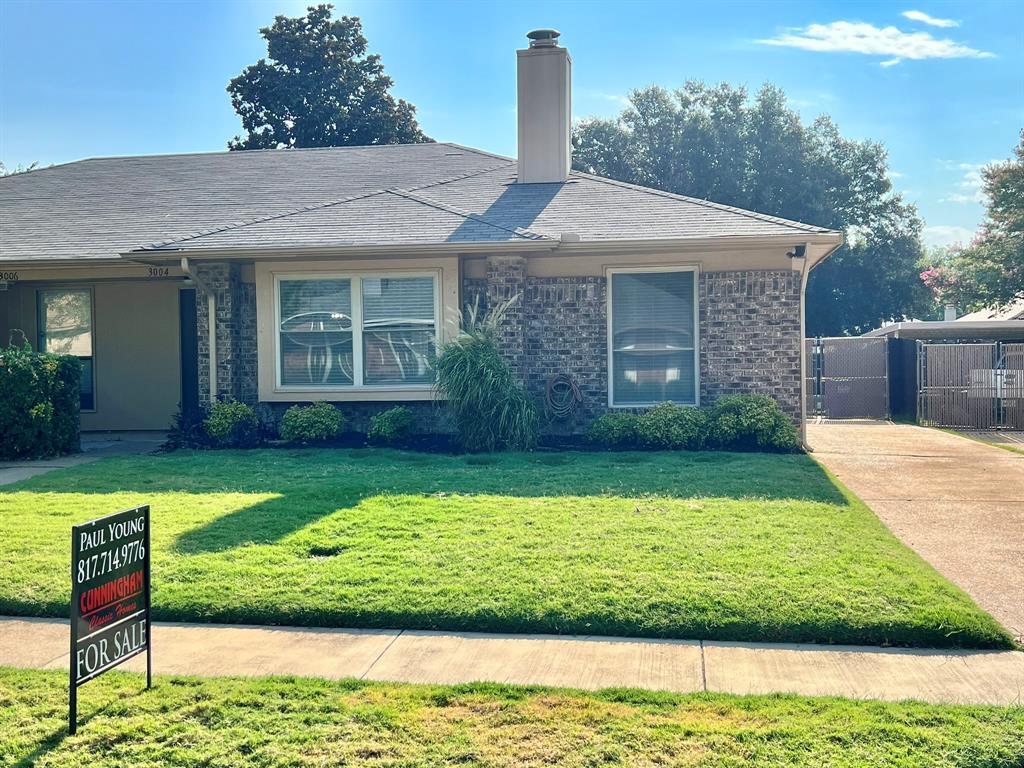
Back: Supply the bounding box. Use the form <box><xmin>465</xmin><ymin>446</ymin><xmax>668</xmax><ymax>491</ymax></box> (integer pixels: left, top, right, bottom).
<box><xmin>573</xmin><ymin>83</ymin><xmax>930</xmax><ymax>335</ymax></box>
<box><xmin>0</xmin><ymin>161</ymin><xmax>39</xmax><ymax>176</ymax></box>
<box><xmin>227</xmin><ymin>4</ymin><xmax>430</xmax><ymax>150</ymax></box>
<box><xmin>920</xmin><ymin>130</ymin><xmax>1024</xmax><ymax>312</ymax></box>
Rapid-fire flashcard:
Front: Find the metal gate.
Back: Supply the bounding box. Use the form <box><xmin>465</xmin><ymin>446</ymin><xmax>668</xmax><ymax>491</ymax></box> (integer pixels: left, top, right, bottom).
<box><xmin>806</xmin><ymin>336</ymin><xmax>889</xmax><ymax>419</ymax></box>
<box><xmin>917</xmin><ymin>341</ymin><xmax>1024</xmax><ymax>429</ymax></box>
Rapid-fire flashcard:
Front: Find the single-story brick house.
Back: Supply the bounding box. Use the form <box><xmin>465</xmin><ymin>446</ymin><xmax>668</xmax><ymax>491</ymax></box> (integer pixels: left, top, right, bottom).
<box><xmin>0</xmin><ymin>30</ymin><xmax>842</xmax><ymax>441</ymax></box>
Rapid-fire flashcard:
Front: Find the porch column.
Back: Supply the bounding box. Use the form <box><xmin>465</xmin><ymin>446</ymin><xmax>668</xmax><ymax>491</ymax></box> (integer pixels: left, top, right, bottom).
<box><xmin>194</xmin><ymin>262</ymin><xmax>257</xmax><ymax>404</ymax></box>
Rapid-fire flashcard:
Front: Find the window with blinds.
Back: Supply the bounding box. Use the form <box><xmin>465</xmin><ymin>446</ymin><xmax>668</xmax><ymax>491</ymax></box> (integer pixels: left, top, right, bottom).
<box><xmin>362</xmin><ymin>277</ymin><xmax>436</xmax><ymax>385</ymax></box>
<box><xmin>609</xmin><ymin>269</ymin><xmax>697</xmax><ymax>406</ymax></box>
<box><xmin>276</xmin><ymin>274</ymin><xmax>437</xmax><ymax>388</ymax></box>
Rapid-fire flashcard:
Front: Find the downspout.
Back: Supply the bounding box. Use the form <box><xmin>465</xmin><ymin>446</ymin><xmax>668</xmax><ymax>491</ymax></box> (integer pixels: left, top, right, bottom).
<box><xmin>180</xmin><ymin>257</ymin><xmax>217</xmax><ymax>404</ymax></box>
<box><xmin>796</xmin><ymin>239</ymin><xmax>844</xmax><ymax>450</ymax></box>
<box><xmin>796</xmin><ymin>248</ymin><xmax>812</xmax><ymax>449</ymax></box>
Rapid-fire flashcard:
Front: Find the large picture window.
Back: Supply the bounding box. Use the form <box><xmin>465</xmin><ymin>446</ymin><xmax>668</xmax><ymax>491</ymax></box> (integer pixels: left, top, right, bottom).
<box><xmin>608</xmin><ymin>268</ymin><xmax>698</xmax><ymax>407</ymax></box>
<box><xmin>38</xmin><ymin>288</ymin><xmax>95</xmax><ymax>410</ymax></box>
<box><xmin>276</xmin><ymin>274</ymin><xmax>437</xmax><ymax>389</ymax></box>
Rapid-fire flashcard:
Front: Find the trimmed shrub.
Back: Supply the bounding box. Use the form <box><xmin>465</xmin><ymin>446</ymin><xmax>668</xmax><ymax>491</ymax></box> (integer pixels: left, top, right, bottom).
<box><xmin>706</xmin><ymin>394</ymin><xmax>800</xmax><ymax>453</ymax></box>
<box><xmin>636</xmin><ymin>402</ymin><xmax>708</xmax><ymax>450</ymax></box>
<box><xmin>279</xmin><ymin>402</ymin><xmax>345</xmax><ymax>444</ymax></box>
<box><xmin>368</xmin><ymin>406</ymin><xmax>416</xmax><ymax>446</ymax></box>
<box><xmin>585</xmin><ymin>412</ymin><xmax>640</xmax><ymax>449</ymax></box>
<box><xmin>0</xmin><ymin>341</ymin><xmax>81</xmax><ymax>459</ymax></box>
<box><xmin>433</xmin><ymin>296</ymin><xmax>538</xmax><ymax>452</ymax></box>
<box><xmin>204</xmin><ymin>400</ymin><xmax>260</xmax><ymax>448</ymax></box>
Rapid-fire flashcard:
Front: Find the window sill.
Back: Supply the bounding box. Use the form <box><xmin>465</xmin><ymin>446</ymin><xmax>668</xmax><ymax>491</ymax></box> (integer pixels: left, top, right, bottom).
<box><xmin>260</xmin><ymin>386</ymin><xmax>440</xmax><ymax>403</ymax></box>
<box><xmin>608</xmin><ymin>401</ymin><xmax>699</xmax><ymax>409</ymax></box>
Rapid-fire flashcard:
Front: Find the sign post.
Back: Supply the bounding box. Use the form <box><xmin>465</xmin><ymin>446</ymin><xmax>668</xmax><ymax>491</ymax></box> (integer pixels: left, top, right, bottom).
<box><xmin>70</xmin><ymin>505</ymin><xmax>152</xmax><ymax>734</ymax></box>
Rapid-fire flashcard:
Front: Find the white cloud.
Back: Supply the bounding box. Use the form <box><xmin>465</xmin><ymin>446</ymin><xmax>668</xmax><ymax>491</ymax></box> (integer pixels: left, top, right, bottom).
<box><xmin>923</xmin><ymin>225</ymin><xmax>975</xmax><ymax>248</ymax></box>
<box><xmin>757</xmin><ymin>21</ymin><xmax>994</xmax><ymax>67</ymax></box>
<box><xmin>938</xmin><ymin>161</ymin><xmax>996</xmax><ymax>204</ymax></box>
<box><xmin>902</xmin><ymin>10</ymin><xmax>959</xmax><ymax>28</ymax></box>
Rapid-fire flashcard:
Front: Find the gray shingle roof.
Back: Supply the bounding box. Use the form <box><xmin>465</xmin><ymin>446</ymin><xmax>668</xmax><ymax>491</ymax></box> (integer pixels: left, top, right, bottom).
<box><xmin>1</xmin><ymin>142</ymin><xmax>836</xmax><ymax>262</ymax></box>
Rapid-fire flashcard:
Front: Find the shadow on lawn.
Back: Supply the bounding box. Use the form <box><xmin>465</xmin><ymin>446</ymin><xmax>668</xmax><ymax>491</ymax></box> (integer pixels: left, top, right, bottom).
<box><xmin>19</xmin><ymin>449</ymin><xmax>851</xmax><ymax>555</ymax></box>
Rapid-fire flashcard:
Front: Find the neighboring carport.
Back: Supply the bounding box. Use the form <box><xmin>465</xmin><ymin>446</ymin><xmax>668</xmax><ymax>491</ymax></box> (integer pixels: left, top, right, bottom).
<box><xmin>808</xmin><ymin>421</ymin><xmax>1024</xmax><ymax>642</ymax></box>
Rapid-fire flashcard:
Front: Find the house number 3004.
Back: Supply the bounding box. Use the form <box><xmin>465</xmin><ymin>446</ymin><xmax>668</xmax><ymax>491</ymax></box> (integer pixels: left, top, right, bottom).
<box><xmin>147</xmin><ymin>267</ymin><xmax>170</xmax><ymax>277</ymax></box>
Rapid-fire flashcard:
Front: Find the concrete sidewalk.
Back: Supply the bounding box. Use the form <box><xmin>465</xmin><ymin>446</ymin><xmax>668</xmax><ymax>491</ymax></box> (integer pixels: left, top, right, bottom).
<box><xmin>0</xmin><ymin>432</ymin><xmax>165</xmax><ymax>485</ymax></box>
<box><xmin>3</xmin><ymin>617</ymin><xmax>1022</xmax><ymax>706</ymax></box>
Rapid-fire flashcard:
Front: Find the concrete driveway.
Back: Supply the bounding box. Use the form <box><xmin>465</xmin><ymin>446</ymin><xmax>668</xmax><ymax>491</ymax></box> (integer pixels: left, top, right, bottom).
<box><xmin>808</xmin><ymin>421</ymin><xmax>1024</xmax><ymax>642</ymax></box>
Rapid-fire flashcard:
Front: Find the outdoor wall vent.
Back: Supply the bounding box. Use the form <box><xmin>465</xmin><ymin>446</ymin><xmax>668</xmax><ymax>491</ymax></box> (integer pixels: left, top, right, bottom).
<box><xmin>527</xmin><ymin>28</ymin><xmax>561</xmax><ymax>48</ymax></box>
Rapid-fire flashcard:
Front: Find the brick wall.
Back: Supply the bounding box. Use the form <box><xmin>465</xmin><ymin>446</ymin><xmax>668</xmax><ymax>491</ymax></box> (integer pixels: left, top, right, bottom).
<box><xmin>479</xmin><ymin>260</ymin><xmax>803</xmax><ymax>430</ymax></box>
<box><xmin>699</xmin><ymin>270</ymin><xmax>802</xmax><ymax>420</ymax></box>
<box><xmin>484</xmin><ymin>257</ymin><xmax>527</xmax><ymax>378</ymax></box>
<box><xmin>523</xmin><ymin>276</ymin><xmax>607</xmax><ymax>431</ymax></box>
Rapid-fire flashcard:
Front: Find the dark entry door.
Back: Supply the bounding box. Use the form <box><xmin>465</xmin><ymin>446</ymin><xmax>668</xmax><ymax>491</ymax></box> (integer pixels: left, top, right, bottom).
<box><xmin>179</xmin><ymin>289</ymin><xmax>199</xmax><ymax>414</ymax></box>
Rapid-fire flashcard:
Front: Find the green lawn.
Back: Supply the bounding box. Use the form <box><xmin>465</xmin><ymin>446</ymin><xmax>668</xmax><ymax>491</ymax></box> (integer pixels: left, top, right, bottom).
<box><xmin>0</xmin><ymin>448</ymin><xmax>1012</xmax><ymax>647</ymax></box>
<box><xmin>2</xmin><ymin>668</ymin><xmax>1022</xmax><ymax>767</ymax></box>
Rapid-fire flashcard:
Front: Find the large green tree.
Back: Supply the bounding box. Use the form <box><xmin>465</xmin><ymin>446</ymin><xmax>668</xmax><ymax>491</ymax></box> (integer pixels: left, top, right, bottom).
<box><xmin>573</xmin><ymin>83</ymin><xmax>930</xmax><ymax>335</ymax></box>
<box><xmin>920</xmin><ymin>131</ymin><xmax>1024</xmax><ymax>312</ymax></box>
<box><xmin>228</xmin><ymin>4</ymin><xmax>430</xmax><ymax>150</ymax></box>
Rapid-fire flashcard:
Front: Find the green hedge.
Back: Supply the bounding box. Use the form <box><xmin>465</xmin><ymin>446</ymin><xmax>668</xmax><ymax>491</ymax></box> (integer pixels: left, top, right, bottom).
<box><xmin>0</xmin><ymin>342</ymin><xmax>81</xmax><ymax>459</ymax></box>
<box><xmin>586</xmin><ymin>395</ymin><xmax>800</xmax><ymax>454</ymax></box>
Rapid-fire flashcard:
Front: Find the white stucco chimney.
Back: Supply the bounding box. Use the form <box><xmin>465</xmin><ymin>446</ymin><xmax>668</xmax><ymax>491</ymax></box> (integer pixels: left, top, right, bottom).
<box><xmin>517</xmin><ymin>29</ymin><xmax>571</xmax><ymax>184</ymax></box>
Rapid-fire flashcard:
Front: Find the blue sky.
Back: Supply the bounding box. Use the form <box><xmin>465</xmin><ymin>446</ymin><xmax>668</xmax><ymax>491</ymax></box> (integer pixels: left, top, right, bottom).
<box><xmin>1</xmin><ymin>1</ymin><xmax>1021</xmax><ymax>248</ymax></box>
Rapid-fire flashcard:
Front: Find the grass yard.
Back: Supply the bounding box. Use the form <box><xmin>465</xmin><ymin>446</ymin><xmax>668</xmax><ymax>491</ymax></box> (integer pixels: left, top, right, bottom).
<box><xmin>0</xmin><ymin>448</ymin><xmax>1012</xmax><ymax>648</ymax></box>
<box><xmin>2</xmin><ymin>668</ymin><xmax>1023</xmax><ymax>767</ymax></box>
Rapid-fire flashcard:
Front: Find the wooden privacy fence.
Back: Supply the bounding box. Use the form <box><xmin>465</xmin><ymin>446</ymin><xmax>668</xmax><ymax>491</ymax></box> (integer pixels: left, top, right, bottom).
<box><xmin>917</xmin><ymin>342</ymin><xmax>1024</xmax><ymax>429</ymax></box>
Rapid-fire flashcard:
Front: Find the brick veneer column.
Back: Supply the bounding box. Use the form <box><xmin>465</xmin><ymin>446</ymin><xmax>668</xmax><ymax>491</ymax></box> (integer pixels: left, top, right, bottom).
<box><xmin>195</xmin><ymin>262</ymin><xmax>258</xmax><ymax>404</ymax></box>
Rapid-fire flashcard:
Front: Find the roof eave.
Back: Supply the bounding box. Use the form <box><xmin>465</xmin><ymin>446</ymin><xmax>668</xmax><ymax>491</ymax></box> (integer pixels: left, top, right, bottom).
<box><xmin>124</xmin><ymin>239</ymin><xmax>560</xmax><ymax>262</ymax></box>
<box><xmin>864</xmin><ymin>320</ymin><xmax>1024</xmax><ymax>339</ymax></box>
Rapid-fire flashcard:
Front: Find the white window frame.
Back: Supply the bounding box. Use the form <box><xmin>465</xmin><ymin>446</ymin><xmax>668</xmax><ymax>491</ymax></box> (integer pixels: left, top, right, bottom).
<box><xmin>273</xmin><ymin>270</ymin><xmax>441</xmax><ymax>391</ymax></box>
<box><xmin>606</xmin><ymin>265</ymin><xmax>700</xmax><ymax>408</ymax></box>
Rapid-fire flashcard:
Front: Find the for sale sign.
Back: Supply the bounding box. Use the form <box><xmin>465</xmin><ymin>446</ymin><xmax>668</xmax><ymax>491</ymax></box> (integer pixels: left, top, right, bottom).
<box><xmin>70</xmin><ymin>505</ymin><xmax>152</xmax><ymax>734</ymax></box>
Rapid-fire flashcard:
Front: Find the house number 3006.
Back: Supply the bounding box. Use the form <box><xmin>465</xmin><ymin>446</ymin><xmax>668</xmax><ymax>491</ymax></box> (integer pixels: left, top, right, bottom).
<box><xmin>0</xmin><ymin>271</ymin><xmax>18</xmax><ymax>281</ymax></box>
